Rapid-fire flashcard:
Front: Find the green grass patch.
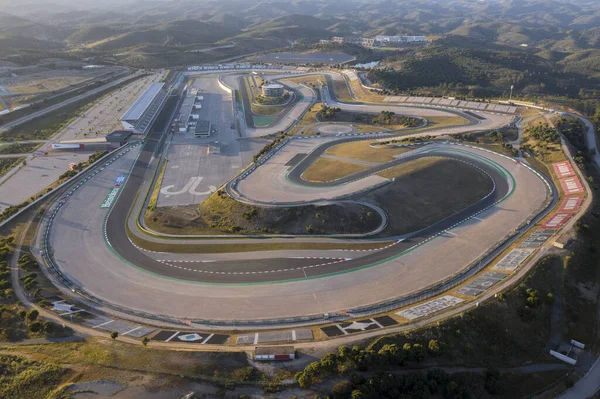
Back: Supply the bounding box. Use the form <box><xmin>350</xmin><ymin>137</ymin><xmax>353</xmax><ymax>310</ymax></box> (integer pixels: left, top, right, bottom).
<box><xmin>0</xmin><ymin>157</ymin><xmax>24</xmax><ymax>179</ymax></box>
<box><xmin>0</xmin><ymin>354</ymin><xmax>67</xmax><ymax>399</ymax></box>
<box><xmin>376</xmin><ymin>157</ymin><xmax>440</xmax><ymax>179</ymax></box>
<box><xmin>252</xmin><ymin>114</ymin><xmax>277</xmax><ymax>127</ymax></box>
<box><xmin>363</xmin><ymin>157</ymin><xmax>494</xmax><ymax>236</ymax></box>
<box><xmin>302</xmin><ymin>157</ymin><xmax>370</xmax><ymax>182</ymax></box>
<box><xmin>147</xmin><ymin>161</ymin><xmax>166</xmax><ymax>212</ymax></box>
<box><xmin>331</xmin><ymin>78</ymin><xmax>356</xmax><ymax>103</ymax></box>
<box><xmin>326</xmin><ymin>140</ymin><xmax>417</xmax><ymax>163</ymax></box>
<box><xmin>0</xmin><ymin>142</ymin><xmax>41</xmax><ymax>155</ymax></box>
<box><xmin>145</xmin><ymin>190</ymin><xmax>382</xmax><ymax>236</ymax></box>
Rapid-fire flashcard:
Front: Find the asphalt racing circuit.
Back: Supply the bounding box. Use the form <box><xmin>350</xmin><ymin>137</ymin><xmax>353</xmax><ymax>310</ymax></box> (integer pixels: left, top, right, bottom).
<box><xmin>37</xmin><ymin>68</ymin><xmax>558</xmax><ymax>329</ymax></box>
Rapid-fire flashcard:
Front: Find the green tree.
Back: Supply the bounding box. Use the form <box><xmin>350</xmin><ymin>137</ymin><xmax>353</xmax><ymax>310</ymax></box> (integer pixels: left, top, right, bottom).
<box><xmin>110</xmin><ymin>331</ymin><xmax>118</xmax><ymax>340</ymax></box>
<box><xmin>26</xmin><ymin>309</ymin><xmax>39</xmax><ymax>321</ymax></box>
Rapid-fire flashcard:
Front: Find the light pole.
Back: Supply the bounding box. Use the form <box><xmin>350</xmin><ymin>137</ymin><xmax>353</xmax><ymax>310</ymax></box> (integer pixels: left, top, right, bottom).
<box><xmin>509</xmin><ymin>84</ymin><xmax>514</xmax><ymax>102</ymax></box>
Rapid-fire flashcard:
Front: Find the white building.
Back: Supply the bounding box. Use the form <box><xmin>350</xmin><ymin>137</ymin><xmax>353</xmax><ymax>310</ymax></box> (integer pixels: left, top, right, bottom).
<box><xmin>120</xmin><ymin>82</ymin><xmax>167</xmax><ymax>133</ymax></box>
<box><xmin>375</xmin><ymin>35</ymin><xmax>427</xmax><ymax>43</ymax></box>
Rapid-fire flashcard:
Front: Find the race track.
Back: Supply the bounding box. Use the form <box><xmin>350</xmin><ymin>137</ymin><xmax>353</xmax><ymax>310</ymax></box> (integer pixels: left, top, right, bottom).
<box><xmin>38</xmin><ymin>68</ymin><xmax>555</xmax><ymax>324</ymax></box>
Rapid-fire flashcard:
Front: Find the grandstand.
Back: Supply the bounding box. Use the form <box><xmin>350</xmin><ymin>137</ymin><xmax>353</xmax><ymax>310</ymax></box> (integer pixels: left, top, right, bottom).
<box><xmin>120</xmin><ymin>82</ymin><xmax>168</xmax><ymax>134</ymax></box>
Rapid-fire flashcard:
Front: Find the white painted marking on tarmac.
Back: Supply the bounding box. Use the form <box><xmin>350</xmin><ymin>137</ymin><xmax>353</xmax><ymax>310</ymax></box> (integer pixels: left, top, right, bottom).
<box><xmin>165</xmin><ymin>331</ymin><xmax>180</xmax><ymax>342</ymax></box>
<box><xmin>371</xmin><ymin>318</ymin><xmax>384</xmax><ymax>329</ymax></box>
<box><xmin>122</xmin><ymin>326</ymin><xmax>143</xmax><ymax>336</ymax></box>
<box><xmin>93</xmin><ymin>320</ymin><xmax>114</xmax><ymax>329</ymax></box>
<box><xmin>472</xmin><ymin>216</ymin><xmax>484</xmax><ymax>221</ymax></box>
<box><xmin>188</xmin><ymin>176</ymin><xmax>217</xmax><ymax>196</ymax></box>
<box><xmin>253</xmin><ymin>333</ymin><xmax>258</xmax><ymax>345</ymax></box>
<box><xmin>444</xmin><ymin>231</ymin><xmax>457</xmax><ymax>237</ymax></box>
<box><xmin>292</xmin><ymin>330</ymin><xmax>297</xmax><ymax>341</ymax></box>
<box><xmin>201</xmin><ymin>334</ymin><xmax>214</xmax><ymax>344</ymax></box>
<box><xmin>160</xmin><ymin>176</ymin><xmax>196</xmax><ymax>195</ymax></box>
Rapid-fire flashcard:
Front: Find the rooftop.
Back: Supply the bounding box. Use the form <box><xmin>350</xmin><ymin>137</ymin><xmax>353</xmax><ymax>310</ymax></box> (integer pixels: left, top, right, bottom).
<box><xmin>262</xmin><ymin>83</ymin><xmax>284</xmax><ymax>89</ymax></box>
<box><xmin>255</xmin><ymin>346</ymin><xmax>295</xmax><ymax>355</ymax></box>
<box><xmin>106</xmin><ymin>130</ymin><xmax>133</xmax><ymax>142</ymax></box>
<box><xmin>121</xmin><ymin>82</ymin><xmax>165</xmax><ymax>122</ymax></box>
<box><xmin>195</xmin><ymin>120</ymin><xmax>211</xmax><ymax>134</ymax></box>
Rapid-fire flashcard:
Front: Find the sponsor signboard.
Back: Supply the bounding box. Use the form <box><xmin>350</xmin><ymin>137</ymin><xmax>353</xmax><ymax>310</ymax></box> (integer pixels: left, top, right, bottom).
<box><xmin>396</xmin><ymin>296</ymin><xmax>464</xmax><ymax>320</ymax></box>
<box><xmin>100</xmin><ymin>187</ymin><xmax>120</xmax><ymax>208</ymax></box>
<box><xmin>114</xmin><ymin>174</ymin><xmax>127</xmax><ymax>187</ymax></box>
<box><xmin>492</xmin><ymin>248</ymin><xmax>535</xmax><ymax>271</ymax></box>
<box><xmin>560</xmin><ymin>176</ymin><xmax>584</xmax><ymax>195</ymax></box>
<box><xmin>520</xmin><ymin>230</ymin><xmax>556</xmax><ymax>248</ymax></box>
<box><xmin>552</xmin><ymin>161</ymin><xmax>575</xmax><ymax>178</ymax></box>
<box><xmin>52</xmin><ymin>143</ymin><xmax>83</xmax><ymax>149</ymax></box>
<box><xmin>543</xmin><ymin>213</ymin><xmax>572</xmax><ymax>228</ymax></box>
<box><xmin>456</xmin><ymin>272</ymin><xmax>506</xmax><ymax>297</ymax></box>
<box><xmin>558</xmin><ymin>196</ymin><xmax>583</xmax><ymax>213</ymax></box>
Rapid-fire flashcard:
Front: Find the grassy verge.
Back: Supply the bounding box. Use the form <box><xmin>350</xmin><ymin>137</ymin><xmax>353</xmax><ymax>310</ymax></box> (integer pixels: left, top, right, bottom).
<box><xmin>361</xmin><ymin>157</ymin><xmax>494</xmax><ymax>236</ymax></box>
<box><xmin>243</xmin><ymin>76</ymin><xmax>287</xmax><ymax>117</ymax></box>
<box><xmin>295</xmin><ymin>256</ymin><xmax>564</xmax><ymax>395</ymax></box>
<box><xmin>520</xmin><ymin>122</ymin><xmax>567</xmax><ymax>164</ymax></box>
<box><xmin>129</xmin><ymin>225</ymin><xmax>394</xmax><ymax>253</ymax></box>
<box><xmin>0</xmin><ymin>337</ymin><xmax>283</xmax><ymax>393</ymax></box>
<box><xmin>145</xmin><ymin>191</ymin><xmax>381</xmax><ymax>236</ymax></box>
<box><xmin>0</xmin><ymin>142</ymin><xmax>42</xmax><ymax>155</ymax></box>
<box><xmin>325</xmin><ymin>140</ymin><xmax>417</xmax><ymax>163</ymax></box>
<box><xmin>319</xmin><ymin>109</ymin><xmax>419</xmax><ymax>131</ymax></box>
<box><xmin>376</xmin><ymin>157</ymin><xmax>440</xmax><ymax>179</ymax></box>
<box><xmin>289</xmin><ymin>103</ymin><xmax>324</xmax><ymax>136</ymax></box>
<box><xmin>0</xmin><ymin>353</ymin><xmax>67</xmax><ymax>398</ymax></box>
<box><xmin>147</xmin><ymin>161</ymin><xmax>166</xmax><ymax>212</ymax></box>
<box><xmin>408</xmin><ymin>115</ymin><xmax>469</xmax><ymax>132</ymax></box>
<box><xmin>331</xmin><ymin>78</ymin><xmax>357</xmax><ymax>103</ymax></box>
<box><xmin>302</xmin><ymin>157</ymin><xmax>371</xmax><ymax>182</ymax></box>
<box><xmin>0</xmin><ymin>157</ymin><xmax>24</xmax><ymax>179</ymax></box>
<box><xmin>286</xmin><ymin>75</ymin><xmax>326</xmax><ymax>87</ymax></box>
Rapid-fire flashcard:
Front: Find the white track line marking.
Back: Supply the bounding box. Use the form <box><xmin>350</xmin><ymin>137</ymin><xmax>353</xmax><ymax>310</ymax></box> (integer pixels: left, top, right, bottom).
<box><xmin>93</xmin><ymin>320</ymin><xmax>114</xmax><ymax>329</ymax></box>
<box><xmin>122</xmin><ymin>326</ymin><xmax>143</xmax><ymax>336</ymax></box>
<box><xmin>201</xmin><ymin>334</ymin><xmax>214</xmax><ymax>344</ymax></box>
<box><xmin>165</xmin><ymin>331</ymin><xmax>180</xmax><ymax>342</ymax></box>
<box><xmin>371</xmin><ymin>318</ymin><xmax>384</xmax><ymax>328</ymax></box>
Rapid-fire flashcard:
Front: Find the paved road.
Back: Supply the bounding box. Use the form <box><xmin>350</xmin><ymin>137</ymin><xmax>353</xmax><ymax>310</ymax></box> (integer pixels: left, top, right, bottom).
<box><xmin>557</xmin><ymin>112</ymin><xmax>600</xmax><ymax>399</ymax></box>
<box><xmin>0</xmin><ymin>71</ymin><xmax>144</xmax><ymax>133</ymax></box>
<box><xmin>43</xmin><ymin>132</ymin><xmax>551</xmax><ymax>322</ymax></box>
<box><xmin>38</xmin><ymin>68</ymin><xmax>555</xmax><ymax>324</ymax></box>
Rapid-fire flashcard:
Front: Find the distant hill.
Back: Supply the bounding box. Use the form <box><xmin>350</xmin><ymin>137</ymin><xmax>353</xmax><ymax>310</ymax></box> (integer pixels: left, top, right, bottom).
<box><xmin>88</xmin><ymin>19</ymin><xmax>238</xmax><ymax>51</ymax></box>
<box><xmin>68</xmin><ymin>26</ymin><xmax>118</xmax><ymax>45</ymax></box>
<box><xmin>234</xmin><ymin>15</ymin><xmax>336</xmax><ymax>42</ymax></box>
<box><xmin>0</xmin><ymin>34</ymin><xmax>64</xmax><ymax>51</ymax></box>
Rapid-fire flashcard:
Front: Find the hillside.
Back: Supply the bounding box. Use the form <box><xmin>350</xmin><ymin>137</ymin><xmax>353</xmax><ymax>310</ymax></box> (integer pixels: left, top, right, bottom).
<box><xmin>368</xmin><ymin>41</ymin><xmax>600</xmax><ymax>98</ymax></box>
<box><xmin>68</xmin><ymin>26</ymin><xmax>118</xmax><ymax>45</ymax></box>
<box><xmin>88</xmin><ymin>19</ymin><xmax>238</xmax><ymax>51</ymax></box>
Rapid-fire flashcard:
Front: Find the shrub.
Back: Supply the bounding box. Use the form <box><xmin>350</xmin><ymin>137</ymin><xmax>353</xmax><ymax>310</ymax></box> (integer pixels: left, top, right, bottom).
<box><xmin>26</xmin><ymin>309</ymin><xmax>39</xmax><ymax>321</ymax></box>
<box><xmin>29</xmin><ymin>321</ymin><xmax>42</xmax><ymax>333</ymax></box>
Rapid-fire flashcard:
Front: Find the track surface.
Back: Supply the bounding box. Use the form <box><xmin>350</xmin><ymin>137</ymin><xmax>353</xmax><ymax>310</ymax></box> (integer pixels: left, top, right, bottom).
<box><xmin>42</xmin><ymin>69</ymin><xmax>553</xmax><ymax>321</ymax></box>
<box><xmin>108</xmin><ymin>141</ymin><xmax>507</xmax><ymax>283</ymax></box>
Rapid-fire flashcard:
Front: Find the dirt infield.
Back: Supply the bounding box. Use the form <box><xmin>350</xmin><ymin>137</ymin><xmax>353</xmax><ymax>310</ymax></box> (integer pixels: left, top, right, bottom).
<box><xmin>325</xmin><ymin>140</ymin><xmax>417</xmax><ymax>163</ymax></box>
<box><xmin>302</xmin><ymin>157</ymin><xmax>370</xmax><ymax>182</ymax></box>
